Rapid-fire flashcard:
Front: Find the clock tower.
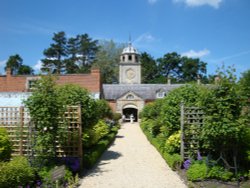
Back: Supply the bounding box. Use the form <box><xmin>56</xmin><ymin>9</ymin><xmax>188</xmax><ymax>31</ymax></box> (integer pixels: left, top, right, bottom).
<box><xmin>119</xmin><ymin>42</ymin><xmax>141</xmax><ymax>84</ymax></box>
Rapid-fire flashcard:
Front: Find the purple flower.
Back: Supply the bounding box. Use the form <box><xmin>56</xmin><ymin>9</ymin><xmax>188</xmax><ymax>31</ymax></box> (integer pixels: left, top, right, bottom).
<box><xmin>183</xmin><ymin>159</ymin><xmax>191</xmax><ymax>169</ymax></box>
<box><xmin>197</xmin><ymin>151</ymin><xmax>202</xmax><ymax>160</ymax></box>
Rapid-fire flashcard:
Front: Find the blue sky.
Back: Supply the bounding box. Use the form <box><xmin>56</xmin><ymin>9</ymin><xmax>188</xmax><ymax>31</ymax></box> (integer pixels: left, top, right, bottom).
<box><xmin>0</xmin><ymin>0</ymin><xmax>250</xmax><ymax>77</ymax></box>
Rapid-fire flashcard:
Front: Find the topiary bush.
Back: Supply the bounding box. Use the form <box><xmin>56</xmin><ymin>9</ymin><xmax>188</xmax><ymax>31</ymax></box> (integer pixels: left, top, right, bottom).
<box><xmin>0</xmin><ymin>156</ymin><xmax>35</xmax><ymax>188</ymax></box>
<box><xmin>0</xmin><ymin>128</ymin><xmax>12</xmax><ymax>161</ymax></box>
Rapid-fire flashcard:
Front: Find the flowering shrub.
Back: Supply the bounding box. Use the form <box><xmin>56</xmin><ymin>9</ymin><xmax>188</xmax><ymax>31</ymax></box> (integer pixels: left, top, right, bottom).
<box><xmin>165</xmin><ymin>130</ymin><xmax>181</xmax><ymax>154</ymax></box>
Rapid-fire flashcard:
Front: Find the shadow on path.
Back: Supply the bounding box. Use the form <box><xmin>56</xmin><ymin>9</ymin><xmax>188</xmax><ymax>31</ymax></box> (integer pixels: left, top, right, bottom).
<box><xmin>83</xmin><ymin>150</ymin><xmax>122</xmax><ymax>177</ymax></box>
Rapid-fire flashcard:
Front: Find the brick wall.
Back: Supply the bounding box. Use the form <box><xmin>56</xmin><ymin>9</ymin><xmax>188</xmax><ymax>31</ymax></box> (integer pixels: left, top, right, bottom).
<box><xmin>0</xmin><ymin>68</ymin><xmax>101</xmax><ymax>93</ymax></box>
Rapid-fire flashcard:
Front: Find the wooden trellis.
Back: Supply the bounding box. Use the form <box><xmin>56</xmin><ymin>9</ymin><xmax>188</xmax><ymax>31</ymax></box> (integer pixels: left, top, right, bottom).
<box><xmin>180</xmin><ymin>104</ymin><xmax>204</xmax><ymax>160</ymax></box>
<box><xmin>0</xmin><ymin>106</ymin><xmax>82</xmax><ymax>166</ymax></box>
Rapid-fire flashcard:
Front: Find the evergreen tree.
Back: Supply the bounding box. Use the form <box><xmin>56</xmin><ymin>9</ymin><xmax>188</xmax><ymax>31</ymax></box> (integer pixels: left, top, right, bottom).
<box><xmin>41</xmin><ymin>31</ymin><xmax>67</xmax><ymax>74</ymax></box>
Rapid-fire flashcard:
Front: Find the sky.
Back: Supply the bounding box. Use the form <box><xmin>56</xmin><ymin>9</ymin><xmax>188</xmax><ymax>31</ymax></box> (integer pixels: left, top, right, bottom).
<box><xmin>0</xmin><ymin>0</ymin><xmax>250</xmax><ymax>78</ymax></box>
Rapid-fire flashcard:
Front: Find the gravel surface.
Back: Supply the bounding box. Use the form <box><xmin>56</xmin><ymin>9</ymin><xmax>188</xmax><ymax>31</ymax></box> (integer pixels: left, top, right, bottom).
<box><xmin>80</xmin><ymin>122</ymin><xmax>187</xmax><ymax>188</ymax></box>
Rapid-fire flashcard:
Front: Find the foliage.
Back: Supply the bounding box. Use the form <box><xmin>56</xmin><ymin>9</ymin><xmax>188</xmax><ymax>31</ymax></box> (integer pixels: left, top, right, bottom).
<box><xmin>239</xmin><ymin>69</ymin><xmax>250</xmax><ymax>99</ymax></box>
<box><xmin>95</xmin><ymin>99</ymin><xmax>113</xmax><ymax>119</ymax></box>
<box><xmin>25</xmin><ymin>75</ymin><xmax>62</xmax><ymax>157</ymax></box>
<box><xmin>207</xmin><ymin>165</ymin><xmax>233</xmax><ymax>181</ymax></box>
<box><xmin>140</xmin><ymin>52</ymin><xmax>158</xmax><ymax>83</ymax></box>
<box><xmin>41</xmin><ymin>31</ymin><xmax>67</xmax><ymax>74</ymax></box>
<box><xmin>0</xmin><ymin>156</ymin><xmax>35</xmax><ymax>188</ymax></box>
<box><xmin>5</xmin><ymin>54</ymin><xmax>33</xmax><ymax>75</ymax></box>
<box><xmin>0</xmin><ymin>128</ymin><xmax>12</xmax><ymax>161</ymax></box>
<box><xmin>92</xmin><ymin>40</ymin><xmax>124</xmax><ymax>83</ymax></box>
<box><xmin>83</xmin><ymin>120</ymin><xmax>110</xmax><ymax>148</ymax></box>
<box><xmin>156</xmin><ymin>52</ymin><xmax>207</xmax><ymax>83</ymax></box>
<box><xmin>113</xmin><ymin>113</ymin><xmax>122</xmax><ymax>122</ymax></box>
<box><xmin>41</xmin><ymin>31</ymin><xmax>99</xmax><ymax>74</ymax></box>
<box><xmin>83</xmin><ymin>128</ymin><xmax>118</xmax><ymax>168</ymax></box>
<box><xmin>186</xmin><ymin>162</ymin><xmax>208</xmax><ymax>181</ymax></box>
<box><xmin>165</xmin><ymin>130</ymin><xmax>181</xmax><ymax>154</ymax></box>
<box><xmin>56</xmin><ymin>84</ymin><xmax>98</xmax><ymax>127</ymax></box>
<box><xmin>163</xmin><ymin>152</ymin><xmax>182</xmax><ymax>170</ymax></box>
<box><xmin>38</xmin><ymin>165</ymin><xmax>74</xmax><ymax>187</ymax></box>
<box><xmin>200</xmin><ymin>67</ymin><xmax>249</xmax><ymax>162</ymax></box>
<box><xmin>158</xmin><ymin>84</ymin><xmax>205</xmax><ymax>136</ymax></box>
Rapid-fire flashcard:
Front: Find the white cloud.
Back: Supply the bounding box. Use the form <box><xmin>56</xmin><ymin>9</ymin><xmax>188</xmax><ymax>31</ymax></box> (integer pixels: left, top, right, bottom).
<box><xmin>181</xmin><ymin>49</ymin><xmax>210</xmax><ymax>58</ymax></box>
<box><xmin>33</xmin><ymin>60</ymin><xmax>42</xmax><ymax>71</ymax></box>
<box><xmin>148</xmin><ymin>0</ymin><xmax>158</xmax><ymax>5</ymax></box>
<box><xmin>173</xmin><ymin>0</ymin><xmax>223</xmax><ymax>9</ymax></box>
<box><xmin>0</xmin><ymin>60</ymin><xmax>6</xmax><ymax>67</ymax></box>
<box><xmin>134</xmin><ymin>33</ymin><xmax>156</xmax><ymax>44</ymax></box>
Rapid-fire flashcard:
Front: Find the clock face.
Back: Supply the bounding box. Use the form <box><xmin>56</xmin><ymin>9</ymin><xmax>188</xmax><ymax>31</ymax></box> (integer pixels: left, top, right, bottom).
<box><xmin>126</xmin><ymin>69</ymin><xmax>135</xmax><ymax>80</ymax></box>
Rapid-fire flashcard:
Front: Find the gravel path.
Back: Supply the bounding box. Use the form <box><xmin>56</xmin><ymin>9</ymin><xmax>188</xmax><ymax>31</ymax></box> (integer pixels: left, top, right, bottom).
<box><xmin>80</xmin><ymin>122</ymin><xmax>186</xmax><ymax>188</ymax></box>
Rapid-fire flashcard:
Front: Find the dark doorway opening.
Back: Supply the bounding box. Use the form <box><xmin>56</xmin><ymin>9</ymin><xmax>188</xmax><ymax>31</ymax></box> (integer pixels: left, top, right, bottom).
<box><xmin>123</xmin><ymin>108</ymin><xmax>138</xmax><ymax>122</ymax></box>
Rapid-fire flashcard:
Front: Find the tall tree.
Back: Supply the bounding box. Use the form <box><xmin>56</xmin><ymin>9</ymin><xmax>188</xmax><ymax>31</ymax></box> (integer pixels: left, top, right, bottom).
<box><xmin>92</xmin><ymin>40</ymin><xmax>124</xmax><ymax>83</ymax></box>
<box><xmin>140</xmin><ymin>52</ymin><xmax>158</xmax><ymax>83</ymax></box>
<box><xmin>156</xmin><ymin>52</ymin><xmax>207</xmax><ymax>83</ymax></box>
<box><xmin>5</xmin><ymin>54</ymin><xmax>23</xmax><ymax>74</ymax></box>
<box><xmin>77</xmin><ymin>34</ymin><xmax>99</xmax><ymax>73</ymax></box>
<box><xmin>65</xmin><ymin>36</ymin><xmax>80</xmax><ymax>73</ymax></box>
<box><xmin>180</xmin><ymin>57</ymin><xmax>207</xmax><ymax>82</ymax></box>
<box><xmin>41</xmin><ymin>31</ymin><xmax>67</xmax><ymax>74</ymax></box>
<box><xmin>17</xmin><ymin>65</ymin><xmax>34</xmax><ymax>75</ymax></box>
<box><xmin>5</xmin><ymin>54</ymin><xmax>33</xmax><ymax>75</ymax></box>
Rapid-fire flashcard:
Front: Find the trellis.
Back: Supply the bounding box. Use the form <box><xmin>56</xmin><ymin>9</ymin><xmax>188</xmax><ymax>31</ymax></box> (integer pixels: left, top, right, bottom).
<box><xmin>180</xmin><ymin>104</ymin><xmax>204</xmax><ymax>160</ymax></box>
<box><xmin>0</xmin><ymin>106</ymin><xmax>82</xmax><ymax>166</ymax></box>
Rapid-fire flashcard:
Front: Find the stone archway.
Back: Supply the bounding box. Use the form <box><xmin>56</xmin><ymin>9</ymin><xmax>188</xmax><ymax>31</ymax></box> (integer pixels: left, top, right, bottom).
<box><xmin>122</xmin><ymin>104</ymin><xmax>138</xmax><ymax>122</ymax></box>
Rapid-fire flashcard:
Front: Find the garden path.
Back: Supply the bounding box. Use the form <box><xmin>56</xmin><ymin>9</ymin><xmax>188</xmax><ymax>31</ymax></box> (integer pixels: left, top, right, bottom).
<box><xmin>80</xmin><ymin>122</ymin><xmax>186</xmax><ymax>188</ymax></box>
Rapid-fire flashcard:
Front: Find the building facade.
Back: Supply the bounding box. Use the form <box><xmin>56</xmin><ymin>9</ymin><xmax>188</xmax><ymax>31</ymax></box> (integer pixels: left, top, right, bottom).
<box><xmin>0</xmin><ymin>68</ymin><xmax>101</xmax><ymax>106</ymax></box>
<box><xmin>103</xmin><ymin>43</ymin><xmax>183</xmax><ymax>121</ymax></box>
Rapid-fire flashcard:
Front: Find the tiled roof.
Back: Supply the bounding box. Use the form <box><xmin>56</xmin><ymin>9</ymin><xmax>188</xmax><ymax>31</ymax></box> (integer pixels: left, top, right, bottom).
<box><xmin>103</xmin><ymin>84</ymin><xmax>184</xmax><ymax>100</ymax></box>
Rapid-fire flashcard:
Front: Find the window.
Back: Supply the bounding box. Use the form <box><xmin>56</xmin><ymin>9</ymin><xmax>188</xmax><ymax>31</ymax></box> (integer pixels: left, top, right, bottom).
<box><xmin>126</xmin><ymin>94</ymin><xmax>134</xmax><ymax>100</ymax></box>
<box><xmin>26</xmin><ymin>77</ymin><xmax>40</xmax><ymax>91</ymax></box>
<box><xmin>28</xmin><ymin>80</ymin><xmax>38</xmax><ymax>91</ymax></box>
<box><xmin>156</xmin><ymin>91</ymin><xmax>166</xmax><ymax>98</ymax></box>
<box><xmin>128</xmin><ymin>55</ymin><xmax>132</xmax><ymax>61</ymax></box>
<box><xmin>122</xmin><ymin>56</ymin><xmax>125</xmax><ymax>61</ymax></box>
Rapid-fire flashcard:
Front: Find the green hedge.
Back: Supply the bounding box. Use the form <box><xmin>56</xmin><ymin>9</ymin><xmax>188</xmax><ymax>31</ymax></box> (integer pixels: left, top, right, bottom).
<box><xmin>83</xmin><ymin>127</ymin><xmax>118</xmax><ymax>169</ymax></box>
<box><xmin>0</xmin><ymin>128</ymin><xmax>12</xmax><ymax>161</ymax></box>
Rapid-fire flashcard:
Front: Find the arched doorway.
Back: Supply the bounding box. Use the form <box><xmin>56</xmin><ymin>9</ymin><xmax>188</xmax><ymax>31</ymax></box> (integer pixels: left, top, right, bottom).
<box><xmin>122</xmin><ymin>104</ymin><xmax>138</xmax><ymax>122</ymax></box>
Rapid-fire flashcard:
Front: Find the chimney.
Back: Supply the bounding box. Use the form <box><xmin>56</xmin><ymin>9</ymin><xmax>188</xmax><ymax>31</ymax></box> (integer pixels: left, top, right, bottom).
<box><xmin>6</xmin><ymin>68</ymin><xmax>12</xmax><ymax>78</ymax></box>
<box><xmin>197</xmin><ymin>75</ymin><xmax>201</xmax><ymax>85</ymax></box>
<box><xmin>167</xmin><ymin>76</ymin><xmax>171</xmax><ymax>85</ymax></box>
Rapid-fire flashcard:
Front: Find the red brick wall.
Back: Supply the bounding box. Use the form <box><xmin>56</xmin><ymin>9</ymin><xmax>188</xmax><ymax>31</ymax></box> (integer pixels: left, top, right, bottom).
<box><xmin>0</xmin><ymin>69</ymin><xmax>101</xmax><ymax>93</ymax></box>
<box><xmin>107</xmin><ymin>101</ymin><xmax>116</xmax><ymax>112</ymax></box>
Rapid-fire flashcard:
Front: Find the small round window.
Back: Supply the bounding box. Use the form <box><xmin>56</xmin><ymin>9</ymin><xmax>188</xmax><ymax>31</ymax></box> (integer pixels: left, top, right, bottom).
<box><xmin>126</xmin><ymin>94</ymin><xmax>134</xmax><ymax>100</ymax></box>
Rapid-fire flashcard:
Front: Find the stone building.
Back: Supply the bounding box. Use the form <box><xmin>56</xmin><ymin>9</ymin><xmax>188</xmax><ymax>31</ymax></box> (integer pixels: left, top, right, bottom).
<box><xmin>103</xmin><ymin>42</ymin><xmax>183</xmax><ymax>121</ymax></box>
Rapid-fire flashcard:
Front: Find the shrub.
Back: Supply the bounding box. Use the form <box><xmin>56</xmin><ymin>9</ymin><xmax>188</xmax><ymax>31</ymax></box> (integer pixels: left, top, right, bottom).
<box><xmin>163</xmin><ymin>152</ymin><xmax>182</xmax><ymax>170</ymax></box>
<box><xmin>113</xmin><ymin>113</ymin><xmax>122</xmax><ymax>122</ymax></box>
<box><xmin>0</xmin><ymin>156</ymin><xmax>35</xmax><ymax>188</ymax></box>
<box><xmin>83</xmin><ymin>131</ymin><xmax>117</xmax><ymax>168</ymax></box>
<box><xmin>186</xmin><ymin>162</ymin><xmax>208</xmax><ymax>181</ymax></box>
<box><xmin>165</xmin><ymin>131</ymin><xmax>181</xmax><ymax>154</ymax></box>
<box><xmin>208</xmin><ymin>165</ymin><xmax>233</xmax><ymax>181</ymax></box>
<box><xmin>38</xmin><ymin>165</ymin><xmax>73</xmax><ymax>187</ymax></box>
<box><xmin>84</xmin><ymin>120</ymin><xmax>110</xmax><ymax>148</ymax></box>
<box><xmin>0</xmin><ymin>128</ymin><xmax>12</xmax><ymax>161</ymax></box>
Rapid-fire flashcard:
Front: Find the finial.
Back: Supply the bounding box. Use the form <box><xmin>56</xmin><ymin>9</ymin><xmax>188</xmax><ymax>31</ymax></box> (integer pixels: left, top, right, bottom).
<box><xmin>128</xmin><ymin>33</ymin><xmax>132</xmax><ymax>47</ymax></box>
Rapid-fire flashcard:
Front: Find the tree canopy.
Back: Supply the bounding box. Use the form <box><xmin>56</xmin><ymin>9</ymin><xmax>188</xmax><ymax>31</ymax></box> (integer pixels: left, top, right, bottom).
<box><xmin>41</xmin><ymin>32</ymin><xmax>99</xmax><ymax>74</ymax></box>
<box><xmin>5</xmin><ymin>54</ymin><xmax>34</xmax><ymax>75</ymax></box>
